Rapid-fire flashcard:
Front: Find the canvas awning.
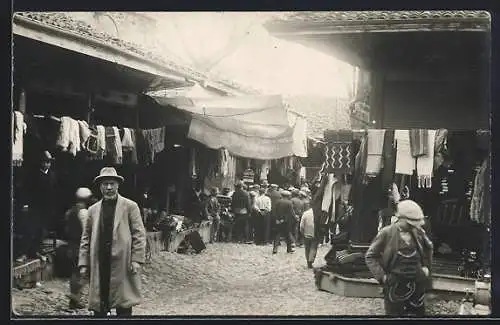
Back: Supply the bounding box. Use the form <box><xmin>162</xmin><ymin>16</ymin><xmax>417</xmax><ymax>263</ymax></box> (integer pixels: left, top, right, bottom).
<box><xmin>152</xmin><ymin>95</ymin><xmax>307</xmax><ymax>159</ymax></box>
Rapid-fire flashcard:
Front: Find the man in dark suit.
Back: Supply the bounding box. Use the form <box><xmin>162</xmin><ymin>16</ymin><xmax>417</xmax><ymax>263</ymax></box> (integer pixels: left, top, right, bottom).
<box><xmin>231</xmin><ymin>181</ymin><xmax>251</xmax><ymax>243</ymax></box>
<box><xmin>23</xmin><ymin>151</ymin><xmax>57</xmax><ymax>260</ymax></box>
<box><xmin>272</xmin><ymin>190</ymin><xmax>296</xmax><ymax>254</ymax></box>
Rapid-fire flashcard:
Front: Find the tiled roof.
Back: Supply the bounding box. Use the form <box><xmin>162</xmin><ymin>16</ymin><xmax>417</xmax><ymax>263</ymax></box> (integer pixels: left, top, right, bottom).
<box><xmin>14</xmin><ymin>12</ymin><xmax>260</xmax><ymax>95</ymax></box>
<box><xmin>284</xmin><ymin>95</ymin><xmax>351</xmax><ymax>138</ymax></box>
<box><xmin>273</xmin><ymin>10</ymin><xmax>491</xmax><ymax>23</ymax></box>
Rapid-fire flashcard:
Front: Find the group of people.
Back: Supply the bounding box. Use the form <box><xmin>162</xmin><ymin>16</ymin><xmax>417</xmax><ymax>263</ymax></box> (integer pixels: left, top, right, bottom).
<box><xmin>15</xmin><ymin>151</ymin><xmax>436</xmax><ymax>318</ymax></box>
<box><xmin>187</xmin><ymin>179</ymin><xmax>319</xmax><ymax>268</ymax></box>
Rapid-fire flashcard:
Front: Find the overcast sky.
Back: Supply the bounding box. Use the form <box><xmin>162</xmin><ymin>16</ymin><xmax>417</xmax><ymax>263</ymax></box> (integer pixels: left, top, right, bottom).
<box><xmin>151</xmin><ymin>12</ymin><xmax>355</xmax><ymax>98</ymax></box>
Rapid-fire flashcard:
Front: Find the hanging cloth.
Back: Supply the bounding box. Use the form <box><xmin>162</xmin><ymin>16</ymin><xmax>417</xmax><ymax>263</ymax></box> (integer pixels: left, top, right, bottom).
<box><xmin>56</xmin><ymin>116</ymin><xmax>72</xmax><ymax>151</ymax></box>
<box><xmin>140</xmin><ymin>127</ymin><xmax>166</xmax><ymax>164</ymax></box>
<box><xmin>470</xmin><ymin>157</ymin><xmax>489</xmax><ymax>224</ymax></box>
<box><xmin>321</xmin><ymin>173</ymin><xmax>337</xmax><ymax>213</ymax></box>
<box><xmin>366</xmin><ymin>129</ymin><xmax>386</xmax><ymax>176</ymax></box>
<box><xmin>78</xmin><ymin>120</ymin><xmax>91</xmax><ymax>150</ymax></box>
<box><xmin>121</xmin><ymin>128</ymin><xmax>138</xmax><ymax>165</ymax></box>
<box><xmin>323</xmin><ymin>130</ymin><xmax>354</xmax><ymax>174</ymax></box>
<box><xmin>96</xmin><ymin>125</ymin><xmax>106</xmax><ymax>159</ymax></box>
<box><xmin>416</xmin><ymin>130</ymin><xmax>436</xmax><ymax>188</ymax></box>
<box><xmin>409</xmin><ymin>129</ymin><xmax>429</xmax><ymax>158</ymax></box>
<box><xmin>395</xmin><ymin>130</ymin><xmax>415</xmax><ymax>175</ymax></box>
<box><xmin>113</xmin><ymin>127</ymin><xmax>123</xmax><ymax>164</ymax></box>
<box><xmin>86</xmin><ymin>126</ymin><xmax>99</xmax><ymax>157</ymax></box>
<box><xmin>434</xmin><ymin>129</ymin><xmax>448</xmax><ymax>154</ymax></box>
<box><xmin>12</xmin><ymin>111</ymin><xmax>26</xmax><ymax>166</ymax></box>
<box><xmin>354</xmin><ymin>134</ymin><xmax>368</xmax><ymax>184</ymax></box>
<box><xmin>56</xmin><ymin>117</ymin><xmax>81</xmax><ymax>156</ymax></box>
<box><xmin>105</xmin><ymin>126</ymin><xmax>122</xmax><ymax>164</ymax></box>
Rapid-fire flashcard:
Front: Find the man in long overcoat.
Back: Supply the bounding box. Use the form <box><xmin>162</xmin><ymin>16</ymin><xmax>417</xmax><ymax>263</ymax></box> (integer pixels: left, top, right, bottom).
<box><xmin>79</xmin><ymin>167</ymin><xmax>146</xmax><ymax>317</ymax></box>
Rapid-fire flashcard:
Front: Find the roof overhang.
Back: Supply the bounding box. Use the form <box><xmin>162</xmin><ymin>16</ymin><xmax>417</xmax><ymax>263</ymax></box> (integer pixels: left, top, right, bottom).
<box><xmin>265</xmin><ymin>11</ymin><xmax>491</xmax><ymax>73</ymax></box>
<box><xmin>13</xmin><ymin>14</ymin><xmax>196</xmax><ymax>92</ymax></box>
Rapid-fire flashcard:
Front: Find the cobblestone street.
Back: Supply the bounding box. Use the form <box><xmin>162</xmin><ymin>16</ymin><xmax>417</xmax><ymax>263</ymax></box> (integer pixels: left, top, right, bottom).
<box><xmin>12</xmin><ymin>243</ymin><xmax>461</xmax><ymax>316</ymax></box>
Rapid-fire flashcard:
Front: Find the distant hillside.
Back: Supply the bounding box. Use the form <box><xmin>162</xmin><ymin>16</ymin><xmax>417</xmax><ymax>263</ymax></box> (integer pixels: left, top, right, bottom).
<box><xmin>284</xmin><ymin>95</ymin><xmax>351</xmax><ymax>138</ymax></box>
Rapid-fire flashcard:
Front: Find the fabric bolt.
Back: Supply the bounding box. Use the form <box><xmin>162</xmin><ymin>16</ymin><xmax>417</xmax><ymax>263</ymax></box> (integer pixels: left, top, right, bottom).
<box><xmin>366</xmin><ymin>130</ymin><xmax>386</xmax><ymax>176</ymax></box>
<box><xmin>409</xmin><ymin>129</ymin><xmax>429</xmax><ymax>158</ymax></box>
<box><xmin>12</xmin><ymin>111</ymin><xmax>25</xmax><ymax>165</ymax></box>
<box><xmin>113</xmin><ymin>127</ymin><xmax>123</xmax><ymax>164</ymax></box>
<box><xmin>395</xmin><ymin>130</ymin><xmax>416</xmax><ymax>175</ymax></box>
<box><xmin>416</xmin><ymin>130</ymin><xmax>436</xmax><ymax>188</ymax></box>
<box><xmin>97</xmin><ymin>125</ymin><xmax>106</xmax><ymax>159</ymax></box>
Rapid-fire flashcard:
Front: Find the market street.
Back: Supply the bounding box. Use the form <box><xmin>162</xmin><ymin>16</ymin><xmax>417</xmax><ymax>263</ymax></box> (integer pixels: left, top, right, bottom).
<box><xmin>12</xmin><ymin>243</ymin><xmax>461</xmax><ymax>316</ymax></box>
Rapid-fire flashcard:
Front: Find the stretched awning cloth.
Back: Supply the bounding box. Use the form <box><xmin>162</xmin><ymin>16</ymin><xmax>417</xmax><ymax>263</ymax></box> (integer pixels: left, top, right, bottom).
<box><xmin>152</xmin><ymin>95</ymin><xmax>307</xmax><ymax>159</ymax></box>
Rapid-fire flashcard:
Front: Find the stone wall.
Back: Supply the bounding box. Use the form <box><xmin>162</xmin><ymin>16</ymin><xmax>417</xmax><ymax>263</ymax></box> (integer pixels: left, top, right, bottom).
<box><xmin>285</xmin><ymin>95</ymin><xmax>351</xmax><ymax>138</ymax></box>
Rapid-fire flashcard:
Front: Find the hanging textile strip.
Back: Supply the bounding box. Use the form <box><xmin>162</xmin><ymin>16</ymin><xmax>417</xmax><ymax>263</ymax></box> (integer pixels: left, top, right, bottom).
<box><xmin>56</xmin><ymin>116</ymin><xmax>81</xmax><ymax>156</ymax></box>
<box><xmin>381</xmin><ymin>130</ymin><xmax>396</xmax><ymax>193</ymax></box>
<box><xmin>365</xmin><ymin>129</ymin><xmax>386</xmax><ymax>176</ymax></box>
<box><xmin>140</xmin><ymin>127</ymin><xmax>166</xmax><ymax>165</ymax></box>
<box><xmin>78</xmin><ymin>121</ymin><xmax>91</xmax><ymax>150</ymax></box>
<box><xmin>434</xmin><ymin>129</ymin><xmax>448</xmax><ymax>154</ymax></box>
<box><xmin>395</xmin><ymin>130</ymin><xmax>415</xmax><ymax>175</ymax></box>
<box><xmin>121</xmin><ymin>128</ymin><xmax>138</xmax><ymax>164</ymax></box>
<box><xmin>416</xmin><ymin>130</ymin><xmax>436</xmax><ymax>188</ymax></box>
<box><xmin>12</xmin><ymin>111</ymin><xmax>25</xmax><ymax>166</ymax></box>
<box><xmin>470</xmin><ymin>157</ymin><xmax>488</xmax><ymax>224</ymax></box>
<box><xmin>323</xmin><ymin>130</ymin><xmax>354</xmax><ymax>174</ymax></box>
<box><xmin>409</xmin><ymin>129</ymin><xmax>429</xmax><ymax>158</ymax></box>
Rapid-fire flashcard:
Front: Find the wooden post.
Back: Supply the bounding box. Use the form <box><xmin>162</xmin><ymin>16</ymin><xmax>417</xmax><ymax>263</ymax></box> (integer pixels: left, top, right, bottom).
<box><xmin>134</xmin><ymin>102</ymin><xmax>140</xmax><ymax>190</ymax></box>
<box><xmin>86</xmin><ymin>93</ymin><xmax>94</xmax><ymax>124</ymax></box>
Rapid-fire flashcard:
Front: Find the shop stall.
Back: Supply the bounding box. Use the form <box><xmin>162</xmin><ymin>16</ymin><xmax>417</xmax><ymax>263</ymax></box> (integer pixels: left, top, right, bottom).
<box><xmin>309</xmin><ymin>128</ymin><xmax>490</xmax><ymax>297</ymax></box>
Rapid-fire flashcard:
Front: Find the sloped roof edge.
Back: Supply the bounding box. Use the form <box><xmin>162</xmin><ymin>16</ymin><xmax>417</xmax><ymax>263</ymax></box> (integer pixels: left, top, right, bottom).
<box><xmin>265</xmin><ymin>10</ymin><xmax>491</xmax><ymax>33</ymax></box>
<box><xmin>13</xmin><ymin>12</ymin><xmax>260</xmax><ymax>95</ymax></box>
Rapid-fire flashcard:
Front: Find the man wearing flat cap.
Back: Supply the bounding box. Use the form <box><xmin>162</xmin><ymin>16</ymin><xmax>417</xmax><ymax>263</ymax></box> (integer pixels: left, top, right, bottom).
<box><xmin>79</xmin><ymin>167</ymin><xmax>146</xmax><ymax>317</ymax></box>
<box><xmin>365</xmin><ymin>200</ymin><xmax>433</xmax><ymax>317</ymax></box>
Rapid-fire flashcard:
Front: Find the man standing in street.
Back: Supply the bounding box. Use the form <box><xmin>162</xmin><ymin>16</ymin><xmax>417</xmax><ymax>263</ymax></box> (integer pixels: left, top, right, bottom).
<box><xmin>79</xmin><ymin>167</ymin><xmax>146</xmax><ymax>317</ymax></box>
<box><xmin>272</xmin><ymin>190</ymin><xmax>296</xmax><ymax>254</ymax></box>
<box><xmin>365</xmin><ymin>200</ymin><xmax>433</xmax><ymax>317</ymax></box>
<box><xmin>300</xmin><ymin>203</ymin><xmax>317</xmax><ymax>268</ymax></box>
<box><xmin>291</xmin><ymin>189</ymin><xmax>305</xmax><ymax>247</ymax></box>
<box><xmin>231</xmin><ymin>181</ymin><xmax>251</xmax><ymax>243</ymax></box>
<box><xmin>206</xmin><ymin>187</ymin><xmax>221</xmax><ymax>243</ymax></box>
<box><xmin>64</xmin><ymin>187</ymin><xmax>93</xmax><ymax>310</ymax></box>
<box><xmin>255</xmin><ymin>187</ymin><xmax>272</xmax><ymax>245</ymax></box>
<box><xmin>21</xmin><ymin>151</ymin><xmax>57</xmax><ymax>262</ymax></box>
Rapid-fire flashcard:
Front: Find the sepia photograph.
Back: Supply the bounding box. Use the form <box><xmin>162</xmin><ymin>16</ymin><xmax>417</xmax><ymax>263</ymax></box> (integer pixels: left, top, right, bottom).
<box><xmin>11</xmin><ymin>11</ymin><xmax>491</xmax><ymax>318</ymax></box>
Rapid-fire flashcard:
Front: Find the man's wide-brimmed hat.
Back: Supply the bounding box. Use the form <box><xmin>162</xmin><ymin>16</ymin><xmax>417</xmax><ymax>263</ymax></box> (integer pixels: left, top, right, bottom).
<box><xmin>94</xmin><ymin>167</ymin><xmax>124</xmax><ymax>184</ymax></box>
